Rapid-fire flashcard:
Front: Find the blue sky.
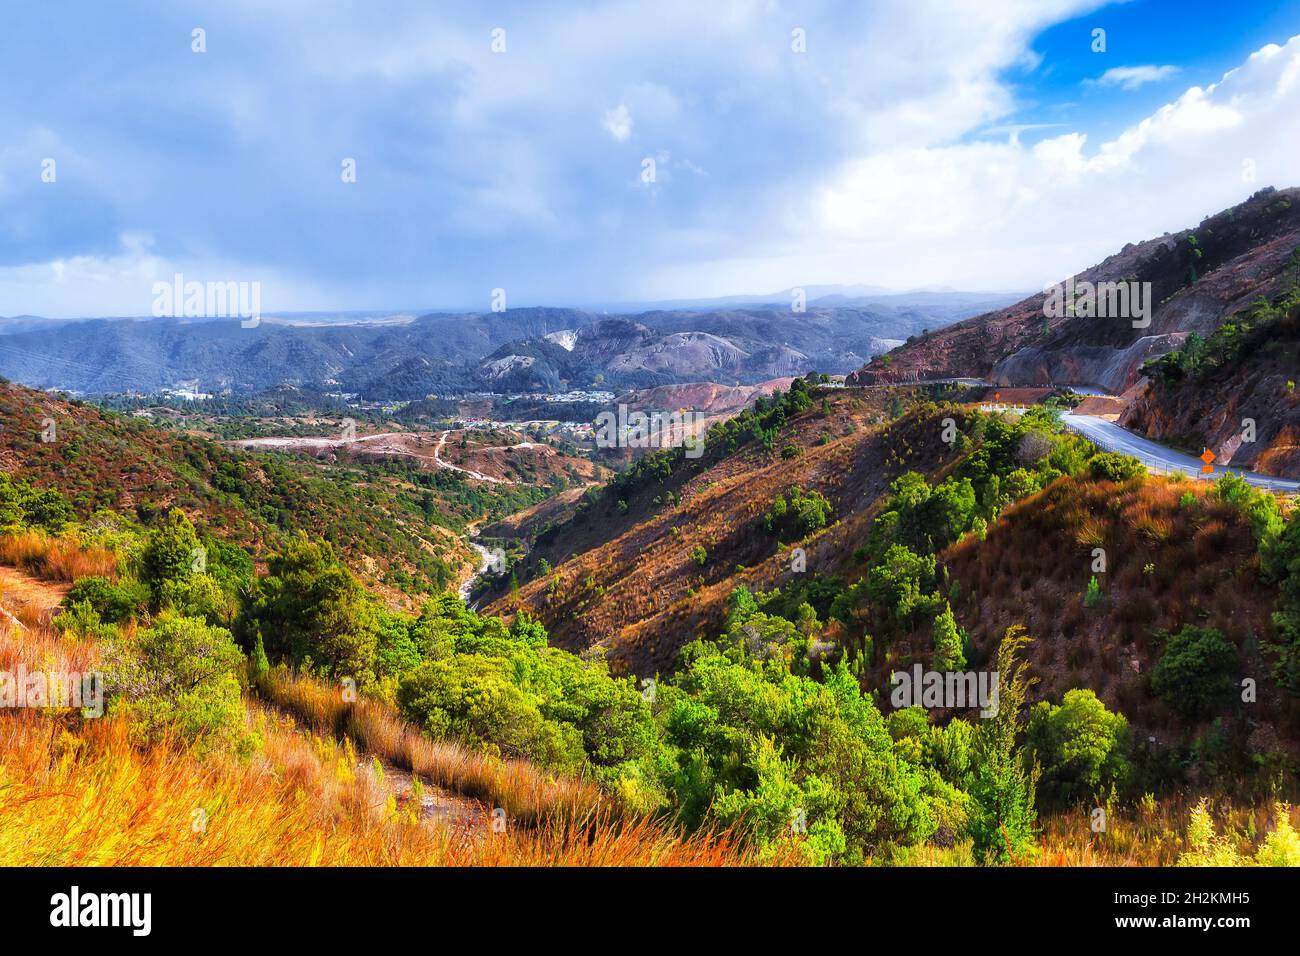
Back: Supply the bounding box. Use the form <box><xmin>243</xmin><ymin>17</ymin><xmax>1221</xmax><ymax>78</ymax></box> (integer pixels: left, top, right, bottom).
<box><xmin>2</xmin><ymin>0</ymin><xmax>1299</xmax><ymax>316</ymax></box>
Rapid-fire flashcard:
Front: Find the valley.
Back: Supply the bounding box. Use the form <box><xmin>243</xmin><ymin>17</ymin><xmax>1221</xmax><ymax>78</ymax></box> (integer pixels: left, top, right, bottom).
<box><xmin>2</xmin><ymin>192</ymin><xmax>1299</xmax><ymax>874</ymax></box>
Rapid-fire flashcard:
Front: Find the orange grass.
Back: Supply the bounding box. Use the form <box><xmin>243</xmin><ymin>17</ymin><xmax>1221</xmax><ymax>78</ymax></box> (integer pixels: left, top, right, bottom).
<box><xmin>0</xmin><ymin>622</ymin><xmax>773</xmax><ymax>866</ymax></box>
<box><xmin>0</xmin><ymin>530</ymin><xmax>118</xmax><ymax>582</ymax></box>
<box><xmin>0</xmin><ymin>705</ymin><xmax>774</xmax><ymax>866</ymax></box>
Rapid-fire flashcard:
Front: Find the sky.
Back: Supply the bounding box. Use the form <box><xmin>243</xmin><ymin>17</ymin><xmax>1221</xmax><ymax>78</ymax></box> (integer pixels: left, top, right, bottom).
<box><xmin>2</xmin><ymin>0</ymin><xmax>1300</xmax><ymax>317</ymax></box>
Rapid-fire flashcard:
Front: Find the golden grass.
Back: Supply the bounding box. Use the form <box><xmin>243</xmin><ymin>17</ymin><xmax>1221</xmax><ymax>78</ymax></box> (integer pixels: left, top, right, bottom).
<box><xmin>0</xmin><ymin>530</ymin><xmax>118</xmax><ymax>582</ymax></box>
<box><xmin>0</xmin><ymin>620</ymin><xmax>772</xmax><ymax>867</ymax></box>
<box><xmin>1033</xmin><ymin>795</ymin><xmax>1300</xmax><ymax>866</ymax></box>
<box><xmin>259</xmin><ymin>667</ymin><xmax>608</xmax><ymax>826</ymax></box>
<box><xmin>0</xmin><ymin>705</ymin><xmax>773</xmax><ymax>866</ymax></box>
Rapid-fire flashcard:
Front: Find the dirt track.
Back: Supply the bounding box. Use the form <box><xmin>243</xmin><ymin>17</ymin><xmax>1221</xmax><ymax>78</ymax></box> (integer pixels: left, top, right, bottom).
<box><xmin>0</xmin><ymin>565</ymin><xmax>69</xmax><ymax>629</ymax></box>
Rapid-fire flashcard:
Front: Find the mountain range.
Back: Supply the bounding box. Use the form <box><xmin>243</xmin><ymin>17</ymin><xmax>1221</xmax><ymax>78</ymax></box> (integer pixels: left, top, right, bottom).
<box><xmin>0</xmin><ymin>290</ymin><xmax>1020</xmax><ymax>399</ymax></box>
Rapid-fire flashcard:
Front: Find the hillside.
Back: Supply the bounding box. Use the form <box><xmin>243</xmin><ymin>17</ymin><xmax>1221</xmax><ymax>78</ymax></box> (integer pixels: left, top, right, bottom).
<box><xmin>939</xmin><ymin>476</ymin><xmax>1294</xmax><ymax>745</ymax></box>
<box><xmin>482</xmin><ymin>380</ymin><xmax>1299</xmax><ymax>773</ymax></box>
<box><xmin>1119</xmin><ymin>291</ymin><xmax>1300</xmax><ymax>475</ymax></box>
<box><xmin>230</xmin><ymin>426</ymin><xmax>605</xmax><ymax>486</ymax></box>
<box><xmin>484</xmin><ymin>386</ymin><xmax>977</xmax><ymax>673</ymax></box>
<box><xmin>848</xmin><ymin>187</ymin><xmax>1300</xmax><ymax>394</ymax></box>
<box><xmin>0</xmin><ymin>379</ymin><xmax>493</xmax><ymax>598</ymax></box>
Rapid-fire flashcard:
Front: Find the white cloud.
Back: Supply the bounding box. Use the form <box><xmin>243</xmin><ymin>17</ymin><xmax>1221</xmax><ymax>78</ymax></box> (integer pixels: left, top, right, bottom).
<box><xmin>603</xmin><ymin>103</ymin><xmax>633</xmax><ymax>142</ymax></box>
<box><xmin>652</xmin><ymin>34</ymin><xmax>1300</xmax><ymax>297</ymax></box>
<box><xmin>1086</xmin><ymin>64</ymin><xmax>1181</xmax><ymax>91</ymax></box>
<box><xmin>3</xmin><ymin>2</ymin><xmax>1294</xmax><ymax>312</ymax></box>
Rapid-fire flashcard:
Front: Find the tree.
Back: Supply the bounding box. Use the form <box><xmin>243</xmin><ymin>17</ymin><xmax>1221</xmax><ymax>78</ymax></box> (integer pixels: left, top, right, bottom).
<box><xmin>250</xmin><ymin>630</ymin><xmax>271</xmax><ymax>684</ymax></box>
<box><xmin>1151</xmin><ymin>626</ymin><xmax>1238</xmax><ymax>720</ymax></box>
<box><xmin>922</xmin><ymin>478</ymin><xmax>976</xmax><ymax>548</ymax></box>
<box><xmin>867</xmin><ymin>544</ymin><xmax>936</xmax><ymax>624</ymax></box>
<box><xmin>140</xmin><ymin>509</ymin><xmax>202</xmax><ymax>596</ymax></box>
<box><xmin>931</xmin><ymin>603</ymin><xmax>966</xmax><ymax>671</ymax></box>
<box><xmin>968</xmin><ymin>626</ymin><xmax>1039</xmax><ymax>863</ymax></box>
<box><xmin>243</xmin><ymin>538</ymin><xmax>380</xmax><ymax>682</ymax></box>
<box><xmin>1026</xmin><ymin>689</ymin><xmax>1130</xmax><ymax>803</ymax></box>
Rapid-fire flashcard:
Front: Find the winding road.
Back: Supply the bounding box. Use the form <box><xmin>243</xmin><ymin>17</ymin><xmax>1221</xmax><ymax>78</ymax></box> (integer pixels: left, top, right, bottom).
<box><xmin>1061</xmin><ymin>413</ymin><xmax>1300</xmax><ymax>492</ymax></box>
<box><xmin>849</xmin><ymin>377</ymin><xmax>1298</xmax><ymax>491</ymax></box>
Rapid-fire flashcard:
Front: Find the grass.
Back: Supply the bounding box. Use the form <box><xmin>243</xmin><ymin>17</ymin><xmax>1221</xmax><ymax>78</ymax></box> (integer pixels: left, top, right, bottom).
<box><xmin>0</xmin><ymin>620</ymin><xmax>772</xmax><ymax>867</ymax></box>
<box><xmin>0</xmin><ymin>706</ymin><xmax>771</xmax><ymax>866</ymax></box>
<box><xmin>258</xmin><ymin>666</ymin><xmax>608</xmax><ymax>827</ymax></box>
<box><xmin>1035</xmin><ymin>794</ymin><xmax>1300</xmax><ymax>867</ymax></box>
<box><xmin>0</xmin><ymin>529</ymin><xmax>118</xmax><ymax>582</ymax></box>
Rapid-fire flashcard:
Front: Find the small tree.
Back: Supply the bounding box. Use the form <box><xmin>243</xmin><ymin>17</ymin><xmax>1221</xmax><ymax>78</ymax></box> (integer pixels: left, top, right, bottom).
<box><xmin>969</xmin><ymin>626</ymin><xmax>1039</xmax><ymax>863</ymax></box>
<box><xmin>140</xmin><ymin>509</ymin><xmax>202</xmax><ymax>599</ymax></box>
<box><xmin>932</xmin><ymin>602</ymin><xmax>966</xmax><ymax>671</ymax></box>
<box><xmin>1083</xmin><ymin>575</ymin><xmax>1103</xmax><ymax>608</ymax></box>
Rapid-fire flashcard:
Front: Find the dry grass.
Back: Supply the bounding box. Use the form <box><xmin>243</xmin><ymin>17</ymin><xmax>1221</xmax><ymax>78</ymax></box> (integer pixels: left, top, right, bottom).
<box><xmin>0</xmin><ymin>530</ymin><xmax>118</xmax><ymax>582</ymax></box>
<box><xmin>0</xmin><ymin>621</ymin><xmax>772</xmax><ymax>867</ymax></box>
<box><xmin>0</xmin><ymin>706</ymin><xmax>770</xmax><ymax>866</ymax></box>
<box><xmin>1034</xmin><ymin>795</ymin><xmax>1300</xmax><ymax>867</ymax></box>
<box><xmin>259</xmin><ymin>667</ymin><xmax>611</xmax><ymax>827</ymax></box>
<box><xmin>941</xmin><ymin>474</ymin><xmax>1283</xmax><ymax>733</ymax></box>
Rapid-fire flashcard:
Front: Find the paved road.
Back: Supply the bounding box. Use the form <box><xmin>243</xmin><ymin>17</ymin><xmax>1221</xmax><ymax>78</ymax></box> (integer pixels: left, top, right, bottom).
<box><xmin>1061</xmin><ymin>413</ymin><xmax>1300</xmax><ymax>492</ymax></box>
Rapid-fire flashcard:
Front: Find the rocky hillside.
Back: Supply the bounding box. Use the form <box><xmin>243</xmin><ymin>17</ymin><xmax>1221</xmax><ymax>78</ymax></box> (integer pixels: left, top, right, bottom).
<box><xmin>848</xmin><ymin>187</ymin><xmax>1300</xmax><ymax>394</ymax></box>
<box><xmin>1120</xmin><ymin>294</ymin><xmax>1300</xmax><ymax>475</ymax></box>
<box><xmin>616</xmin><ymin>378</ymin><xmax>795</xmax><ymax>417</ymax></box>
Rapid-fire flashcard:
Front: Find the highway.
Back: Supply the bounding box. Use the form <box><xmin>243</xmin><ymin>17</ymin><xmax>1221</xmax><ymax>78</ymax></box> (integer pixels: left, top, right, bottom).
<box><xmin>1061</xmin><ymin>413</ymin><xmax>1300</xmax><ymax>492</ymax></box>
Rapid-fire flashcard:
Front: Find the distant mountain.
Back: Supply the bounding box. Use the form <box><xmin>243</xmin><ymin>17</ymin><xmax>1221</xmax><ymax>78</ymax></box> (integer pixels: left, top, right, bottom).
<box><xmin>0</xmin><ymin>295</ymin><xmax>1007</xmax><ymax>399</ymax></box>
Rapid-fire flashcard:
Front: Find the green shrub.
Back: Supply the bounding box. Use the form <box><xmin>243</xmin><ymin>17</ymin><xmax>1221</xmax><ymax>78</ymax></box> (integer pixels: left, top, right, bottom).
<box><xmin>106</xmin><ymin>614</ymin><xmax>250</xmax><ymax>756</ymax></box>
<box><xmin>53</xmin><ymin>600</ymin><xmax>120</xmax><ymax>642</ymax></box>
<box><xmin>1083</xmin><ymin>575</ymin><xmax>1103</xmax><ymax>608</ymax></box>
<box><xmin>1087</xmin><ymin>452</ymin><xmax>1145</xmax><ymax>482</ymax></box>
<box><xmin>1151</xmin><ymin>625</ymin><xmax>1238</xmax><ymax>720</ymax></box>
<box><xmin>1025</xmin><ymin>689</ymin><xmax>1130</xmax><ymax>803</ymax></box>
<box><xmin>397</xmin><ymin>655</ymin><xmax>586</xmax><ymax>771</ymax></box>
<box><xmin>63</xmin><ymin>575</ymin><xmax>150</xmax><ymax>624</ymax></box>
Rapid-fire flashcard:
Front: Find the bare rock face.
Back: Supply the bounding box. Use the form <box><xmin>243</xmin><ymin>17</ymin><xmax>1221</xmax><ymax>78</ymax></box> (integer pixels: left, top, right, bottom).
<box><xmin>1121</xmin><ymin>363</ymin><xmax>1300</xmax><ymax>478</ymax></box>
<box><xmin>616</xmin><ymin>378</ymin><xmax>795</xmax><ymax>416</ymax></box>
<box><xmin>990</xmin><ymin>333</ymin><xmax>1188</xmax><ymax>393</ymax></box>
